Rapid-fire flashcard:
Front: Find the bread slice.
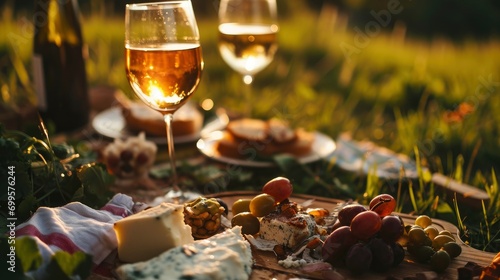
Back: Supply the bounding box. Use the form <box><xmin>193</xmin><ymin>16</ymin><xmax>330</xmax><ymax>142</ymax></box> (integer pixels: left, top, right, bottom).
<box><xmin>267</xmin><ymin>118</ymin><xmax>297</xmax><ymax>144</ymax></box>
<box><xmin>121</xmin><ymin>103</ymin><xmax>165</xmax><ymax>136</ymax></box>
<box><xmin>117</xmin><ymin>97</ymin><xmax>202</xmax><ymax>137</ymax></box>
<box><xmin>216</xmin><ymin>119</ymin><xmax>315</xmax><ymax>159</ymax></box>
<box><xmin>275</xmin><ymin>129</ymin><xmax>315</xmax><ymax>156</ymax></box>
<box><xmin>226</xmin><ymin>118</ymin><xmax>269</xmax><ymax>142</ymax></box>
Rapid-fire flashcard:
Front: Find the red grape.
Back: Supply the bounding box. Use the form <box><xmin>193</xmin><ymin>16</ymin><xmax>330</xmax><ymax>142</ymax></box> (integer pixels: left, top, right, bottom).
<box><xmin>328</xmin><ymin>220</ymin><xmax>342</xmax><ymax>234</ymax></box>
<box><xmin>350</xmin><ymin>210</ymin><xmax>382</xmax><ymax>240</ymax></box>
<box><xmin>338</xmin><ymin>204</ymin><xmax>366</xmax><ymax>226</ymax></box>
<box><xmin>369</xmin><ymin>194</ymin><xmax>396</xmax><ymax>217</ymax></box>
<box><xmin>321</xmin><ymin>226</ymin><xmax>358</xmax><ymax>265</ymax></box>
<box><xmin>345</xmin><ymin>243</ymin><xmax>372</xmax><ymax>274</ymax></box>
<box><xmin>391</xmin><ymin>242</ymin><xmax>405</xmax><ymax>267</ymax></box>
<box><xmin>379</xmin><ymin>215</ymin><xmax>404</xmax><ymax>243</ymax></box>
<box><xmin>262</xmin><ymin>177</ymin><xmax>293</xmax><ymax>203</ymax></box>
<box><xmin>368</xmin><ymin>237</ymin><xmax>394</xmax><ymax>272</ymax></box>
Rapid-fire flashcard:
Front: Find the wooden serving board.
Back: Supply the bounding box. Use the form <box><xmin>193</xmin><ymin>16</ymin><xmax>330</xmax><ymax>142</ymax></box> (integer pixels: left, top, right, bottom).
<box><xmin>210</xmin><ymin>191</ymin><xmax>496</xmax><ymax>280</ymax></box>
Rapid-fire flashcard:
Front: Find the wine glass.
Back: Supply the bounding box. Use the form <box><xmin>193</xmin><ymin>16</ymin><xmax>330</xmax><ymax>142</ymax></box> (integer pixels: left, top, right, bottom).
<box><xmin>125</xmin><ymin>0</ymin><xmax>203</xmax><ymax>202</ymax></box>
<box><xmin>218</xmin><ymin>0</ymin><xmax>279</xmax><ymax>116</ymax></box>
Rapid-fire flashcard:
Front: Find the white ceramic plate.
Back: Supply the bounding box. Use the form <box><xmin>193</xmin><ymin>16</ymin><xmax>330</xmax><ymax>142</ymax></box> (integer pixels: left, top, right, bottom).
<box><xmin>196</xmin><ymin>131</ymin><xmax>336</xmax><ymax>167</ymax></box>
<box><xmin>92</xmin><ymin>107</ymin><xmax>226</xmax><ymax>144</ymax></box>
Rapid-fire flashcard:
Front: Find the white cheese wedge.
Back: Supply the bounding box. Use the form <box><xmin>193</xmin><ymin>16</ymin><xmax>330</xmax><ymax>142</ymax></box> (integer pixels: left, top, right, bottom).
<box><xmin>116</xmin><ymin>227</ymin><xmax>252</xmax><ymax>280</ymax></box>
<box><xmin>114</xmin><ymin>202</ymin><xmax>194</xmax><ymax>263</ymax></box>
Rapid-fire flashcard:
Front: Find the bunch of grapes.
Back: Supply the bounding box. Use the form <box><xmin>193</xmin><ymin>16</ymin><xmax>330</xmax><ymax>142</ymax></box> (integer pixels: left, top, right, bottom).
<box><xmin>403</xmin><ymin>215</ymin><xmax>462</xmax><ymax>273</ymax></box>
<box><xmin>321</xmin><ymin>194</ymin><xmax>405</xmax><ymax>275</ymax></box>
<box><xmin>230</xmin><ymin>177</ymin><xmax>293</xmax><ymax>234</ymax></box>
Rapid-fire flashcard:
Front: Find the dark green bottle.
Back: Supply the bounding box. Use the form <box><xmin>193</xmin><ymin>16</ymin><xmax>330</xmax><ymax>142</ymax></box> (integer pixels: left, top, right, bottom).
<box><xmin>33</xmin><ymin>0</ymin><xmax>90</xmax><ymax>132</ymax></box>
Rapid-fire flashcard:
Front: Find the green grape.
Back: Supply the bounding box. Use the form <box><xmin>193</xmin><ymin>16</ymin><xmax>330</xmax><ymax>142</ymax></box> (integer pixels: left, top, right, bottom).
<box><xmin>442</xmin><ymin>242</ymin><xmax>462</xmax><ymax>259</ymax></box>
<box><xmin>430</xmin><ymin>250</ymin><xmax>451</xmax><ymax>273</ymax></box>
<box><xmin>415</xmin><ymin>215</ymin><xmax>432</xmax><ymax>229</ymax></box>
<box><xmin>424</xmin><ymin>226</ymin><xmax>439</xmax><ymax>240</ymax></box>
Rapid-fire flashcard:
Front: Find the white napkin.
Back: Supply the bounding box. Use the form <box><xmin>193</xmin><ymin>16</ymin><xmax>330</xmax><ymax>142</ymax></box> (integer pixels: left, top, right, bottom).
<box><xmin>15</xmin><ymin>193</ymin><xmax>135</xmax><ymax>278</ymax></box>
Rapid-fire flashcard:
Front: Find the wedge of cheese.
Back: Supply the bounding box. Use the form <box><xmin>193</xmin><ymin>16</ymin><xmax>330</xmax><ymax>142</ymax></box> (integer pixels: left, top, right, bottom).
<box><xmin>116</xmin><ymin>227</ymin><xmax>252</xmax><ymax>280</ymax></box>
<box><xmin>114</xmin><ymin>202</ymin><xmax>194</xmax><ymax>263</ymax></box>
<box><xmin>259</xmin><ymin>213</ymin><xmax>316</xmax><ymax>248</ymax></box>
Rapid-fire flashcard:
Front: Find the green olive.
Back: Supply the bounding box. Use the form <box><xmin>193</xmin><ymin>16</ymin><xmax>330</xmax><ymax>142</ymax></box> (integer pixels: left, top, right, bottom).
<box><xmin>231</xmin><ymin>212</ymin><xmax>260</xmax><ymax>235</ymax></box>
<box><xmin>231</xmin><ymin>199</ymin><xmax>251</xmax><ymax>216</ymax></box>
<box><xmin>249</xmin><ymin>193</ymin><xmax>276</xmax><ymax>217</ymax></box>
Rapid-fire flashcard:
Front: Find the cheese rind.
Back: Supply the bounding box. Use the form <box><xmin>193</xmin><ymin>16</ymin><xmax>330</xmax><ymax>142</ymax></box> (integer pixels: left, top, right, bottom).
<box><xmin>113</xmin><ymin>202</ymin><xmax>194</xmax><ymax>263</ymax></box>
<box><xmin>116</xmin><ymin>227</ymin><xmax>253</xmax><ymax>280</ymax></box>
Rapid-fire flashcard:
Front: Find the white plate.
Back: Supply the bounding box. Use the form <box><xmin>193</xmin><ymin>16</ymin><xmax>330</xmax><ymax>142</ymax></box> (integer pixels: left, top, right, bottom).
<box><xmin>196</xmin><ymin>131</ymin><xmax>336</xmax><ymax>167</ymax></box>
<box><xmin>92</xmin><ymin>106</ymin><xmax>225</xmax><ymax>144</ymax></box>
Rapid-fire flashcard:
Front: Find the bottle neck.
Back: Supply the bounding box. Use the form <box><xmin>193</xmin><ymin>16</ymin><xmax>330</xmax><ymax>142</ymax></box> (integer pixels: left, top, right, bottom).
<box><xmin>33</xmin><ymin>0</ymin><xmax>83</xmax><ymax>46</ymax></box>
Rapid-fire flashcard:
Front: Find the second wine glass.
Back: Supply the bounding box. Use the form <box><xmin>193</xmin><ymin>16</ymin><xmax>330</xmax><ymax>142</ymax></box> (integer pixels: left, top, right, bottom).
<box><xmin>218</xmin><ymin>0</ymin><xmax>279</xmax><ymax>116</ymax></box>
<box><xmin>125</xmin><ymin>0</ymin><xmax>203</xmax><ymax>202</ymax></box>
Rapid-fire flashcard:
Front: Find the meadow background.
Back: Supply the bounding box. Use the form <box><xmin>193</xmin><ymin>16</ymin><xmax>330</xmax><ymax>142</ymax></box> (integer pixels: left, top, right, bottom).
<box><xmin>0</xmin><ymin>0</ymin><xmax>499</xmax><ymax>252</ymax></box>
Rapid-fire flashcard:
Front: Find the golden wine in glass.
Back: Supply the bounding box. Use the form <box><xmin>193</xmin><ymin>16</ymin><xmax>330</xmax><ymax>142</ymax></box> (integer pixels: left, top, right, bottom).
<box><xmin>218</xmin><ymin>0</ymin><xmax>278</xmax><ymax>115</ymax></box>
<box><xmin>125</xmin><ymin>0</ymin><xmax>203</xmax><ymax>202</ymax></box>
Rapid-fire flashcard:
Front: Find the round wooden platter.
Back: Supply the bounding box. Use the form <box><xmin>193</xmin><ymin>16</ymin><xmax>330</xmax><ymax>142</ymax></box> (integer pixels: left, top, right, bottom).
<box><xmin>209</xmin><ymin>191</ymin><xmax>496</xmax><ymax>280</ymax></box>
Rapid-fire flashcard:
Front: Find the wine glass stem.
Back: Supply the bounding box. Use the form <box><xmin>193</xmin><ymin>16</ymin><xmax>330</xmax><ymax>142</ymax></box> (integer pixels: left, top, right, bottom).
<box><xmin>163</xmin><ymin>113</ymin><xmax>179</xmax><ymax>191</ymax></box>
<box><xmin>243</xmin><ymin>74</ymin><xmax>253</xmax><ymax>116</ymax></box>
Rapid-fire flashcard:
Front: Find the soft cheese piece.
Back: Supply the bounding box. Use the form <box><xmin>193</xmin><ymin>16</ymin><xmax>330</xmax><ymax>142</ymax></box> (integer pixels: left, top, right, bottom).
<box><xmin>116</xmin><ymin>227</ymin><xmax>253</xmax><ymax>280</ymax></box>
<box><xmin>259</xmin><ymin>213</ymin><xmax>316</xmax><ymax>248</ymax></box>
<box><xmin>113</xmin><ymin>202</ymin><xmax>194</xmax><ymax>263</ymax></box>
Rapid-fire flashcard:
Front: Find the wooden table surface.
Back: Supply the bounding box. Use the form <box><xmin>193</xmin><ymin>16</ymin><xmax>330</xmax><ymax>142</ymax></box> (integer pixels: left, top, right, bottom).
<box><xmin>209</xmin><ymin>191</ymin><xmax>496</xmax><ymax>280</ymax></box>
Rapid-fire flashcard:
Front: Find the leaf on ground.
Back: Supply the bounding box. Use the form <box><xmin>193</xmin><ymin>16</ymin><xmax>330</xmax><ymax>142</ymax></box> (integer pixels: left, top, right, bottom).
<box><xmin>15</xmin><ymin>236</ymin><xmax>43</xmax><ymax>273</ymax></box>
<box><xmin>77</xmin><ymin>163</ymin><xmax>114</xmax><ymax>193</ymax></box>
<box><xmin>45</xmin><ymin>251</ymin><xmax>93</xmax><ymax>280</ymax></box>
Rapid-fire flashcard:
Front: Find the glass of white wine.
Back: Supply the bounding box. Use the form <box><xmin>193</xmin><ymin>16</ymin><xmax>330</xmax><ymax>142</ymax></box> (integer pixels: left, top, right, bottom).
<box><xmin>218</xmin><ymin>0</ymin><xmax>279</xmax><ymax>116</ymax></box>
<box><xmin>125</xmin><ymin>1</ymin><xmax>203</xmax><ymax>202</ymax></box>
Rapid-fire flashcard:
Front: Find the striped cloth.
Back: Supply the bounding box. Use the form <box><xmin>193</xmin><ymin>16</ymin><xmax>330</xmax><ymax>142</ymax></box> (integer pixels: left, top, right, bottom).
<box><xmin>15</xmin><ymin>193</ymin><xmax>136</xmax><ymax>278</ymax></box>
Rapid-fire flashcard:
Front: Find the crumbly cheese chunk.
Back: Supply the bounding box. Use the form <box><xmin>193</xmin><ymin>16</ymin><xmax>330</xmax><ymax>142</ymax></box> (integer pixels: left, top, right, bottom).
<box><xmin>278</xmin><ymin>255</ymin><xmax>307</xmax><ymax>268</ymax></box>
<box><xmin>113</xmin><ymin>202</ymin><xmax>194</xmax><ymax>263</ymax></box>
<box><xmin>259</xmin><ymin>213</ymin><xmax>316</xmax><ymax>248</ymax></box>
<box><xmin>116</xmin><ymin>227</ymin><xmax>252</xmax><ymax>280</ymax></box>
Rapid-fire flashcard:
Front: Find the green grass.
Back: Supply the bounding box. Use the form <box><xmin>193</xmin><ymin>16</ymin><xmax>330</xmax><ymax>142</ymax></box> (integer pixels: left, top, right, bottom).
<box><xmin>0</xmin><ymin>4</ymin><xmax>499</xmax><ymax>253</ymax></box>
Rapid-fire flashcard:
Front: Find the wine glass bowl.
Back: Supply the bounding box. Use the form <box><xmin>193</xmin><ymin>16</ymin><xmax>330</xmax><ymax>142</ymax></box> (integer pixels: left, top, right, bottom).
<box><xmin>125</xmin><ymin>0</ymin><xmax>203</xmax><ymax>202</ymax></box>
<box><xmin>218</xmin><ymin>0</ymin><xmax>278</xmax><ymax>114</ymax></box>
<box><xmin>125</xmin><ymin>45</ymin><xmax>203</xmax><ymax>112</ymax></box>
<box><xmin>218</xmin><ymin>23</ymin><xmax>278</xmax><ymax>82</ymax></box>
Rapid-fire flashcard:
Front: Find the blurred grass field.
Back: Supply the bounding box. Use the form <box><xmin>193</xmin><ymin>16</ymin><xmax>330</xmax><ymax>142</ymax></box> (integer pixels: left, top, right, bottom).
<box><xmin>0</xmin><ymin>2</ymin><xmax>499</xmax><ymax>252</ymax></box>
